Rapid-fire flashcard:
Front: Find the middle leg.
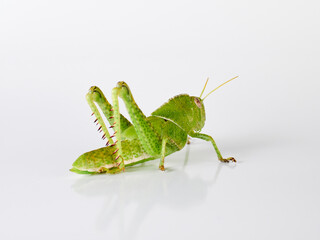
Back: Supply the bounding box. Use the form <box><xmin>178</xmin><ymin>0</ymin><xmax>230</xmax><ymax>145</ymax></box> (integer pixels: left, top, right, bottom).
<box><xmin>159</xmin><ymin>138</ymin><xmax>167</xmax><ymax>171</ymax></box>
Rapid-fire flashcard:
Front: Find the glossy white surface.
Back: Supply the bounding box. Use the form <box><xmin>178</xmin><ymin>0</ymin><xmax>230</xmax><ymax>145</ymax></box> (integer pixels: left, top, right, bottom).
<box><xmin>1</xmin><ymin>0</ymin><xmax>319</xmax><ymax>239</ymax></box>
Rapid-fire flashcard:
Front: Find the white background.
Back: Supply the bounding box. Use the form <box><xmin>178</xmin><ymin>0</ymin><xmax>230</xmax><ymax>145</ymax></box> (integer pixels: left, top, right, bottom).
<box><xmin>1</xmin><ymin>0</ymin><xmax>320</xmax><ymax>239</ymax></box>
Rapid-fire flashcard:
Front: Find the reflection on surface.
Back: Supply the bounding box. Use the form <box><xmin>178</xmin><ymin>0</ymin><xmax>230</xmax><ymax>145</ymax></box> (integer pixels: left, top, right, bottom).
<box><xmin>71</xmin><ymin>149</ymin><xmax>226</xmax><ymax>239</ymax></box>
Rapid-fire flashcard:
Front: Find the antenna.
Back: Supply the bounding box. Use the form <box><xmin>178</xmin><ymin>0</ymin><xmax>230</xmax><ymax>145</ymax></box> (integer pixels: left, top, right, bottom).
<box><xmin>202</xmin><ymin>76</ymin><xmax>238</xmax><ymax>100</ymax></box>
<box><xmin>199</xmin><ymin>77</ymin><xmax>209</xmax><ymax>98</ymax></box>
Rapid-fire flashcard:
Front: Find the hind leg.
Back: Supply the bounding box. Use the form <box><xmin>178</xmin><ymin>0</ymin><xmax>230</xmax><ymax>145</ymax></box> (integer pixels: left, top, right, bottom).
<box><xmin>111</xmin><ymin>82</ymin><xmax>163</xmax><ymax>171</ymax></box>
<box><xmin>86</xmin><ymin>86</ymin><xmax>133</xmax><ymax>145</ymax></box>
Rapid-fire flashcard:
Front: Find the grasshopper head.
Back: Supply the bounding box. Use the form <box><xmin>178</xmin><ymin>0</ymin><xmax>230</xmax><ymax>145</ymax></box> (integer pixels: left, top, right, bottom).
<box><xmin>152</xmin><ymin>77</ymin><xmax>237</xmax><ymax>134</ymax></box>
<box><xmin>193</xmin><ymin>76</ymin><xmax>238</xmax><ymax>131</ymax></box>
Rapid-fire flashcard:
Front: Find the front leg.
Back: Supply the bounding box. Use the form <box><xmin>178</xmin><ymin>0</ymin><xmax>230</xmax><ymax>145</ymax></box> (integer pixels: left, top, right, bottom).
<box><xmin>189</xmin><ymin>132</ymin><xmax>236</xmax><ymax>163</ymax></box>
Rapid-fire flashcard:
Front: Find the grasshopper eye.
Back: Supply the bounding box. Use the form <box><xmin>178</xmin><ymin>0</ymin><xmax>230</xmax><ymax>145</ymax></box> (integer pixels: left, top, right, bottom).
<box><xmin>194</xmin><ymin>97</ymin><xmax>202</xmax><ymax>108</ymax></box>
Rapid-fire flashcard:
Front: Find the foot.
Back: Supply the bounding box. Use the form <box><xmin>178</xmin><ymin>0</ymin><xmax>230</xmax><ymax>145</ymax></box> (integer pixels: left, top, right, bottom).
<box><xmin>219</xmin><ymin>157</ymin><xmax>236</xmax><ymax>163</ymax></box>
<box><xmin>159</xmin><ymin>165</ymin><xmax>165</xmax><ymax>171</ymax></box>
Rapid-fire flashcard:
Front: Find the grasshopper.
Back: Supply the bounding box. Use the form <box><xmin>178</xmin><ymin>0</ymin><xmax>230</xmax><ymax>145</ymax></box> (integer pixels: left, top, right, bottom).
<box><xmin>70</xmin><ymin>77</ymin><xmax>238</xmax><ymax>174</ymax></box>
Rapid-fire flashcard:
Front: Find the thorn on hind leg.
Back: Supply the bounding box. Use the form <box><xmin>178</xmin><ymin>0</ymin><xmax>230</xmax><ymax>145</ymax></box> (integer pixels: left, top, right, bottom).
<box><xmin>110</xmin><ymin>131</ymin><xmax>117</xmax><ymax>138</ymax></box>
<box><xmin>110</xmin><ymin>140</ymin><xmax>118</xmax><ymax>147</ymax></box>
<box><xmin>112</xmin><ymin>148</ymin><xmax>119</xmax><ymax>155</ymax></box>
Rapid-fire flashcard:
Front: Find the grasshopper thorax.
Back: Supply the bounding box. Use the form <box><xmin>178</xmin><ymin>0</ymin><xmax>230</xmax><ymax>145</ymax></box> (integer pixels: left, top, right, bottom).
<box><xmin>151</xmin><ymin>94</ymin><xmax>206</xmax><ymax>134</ymax></box>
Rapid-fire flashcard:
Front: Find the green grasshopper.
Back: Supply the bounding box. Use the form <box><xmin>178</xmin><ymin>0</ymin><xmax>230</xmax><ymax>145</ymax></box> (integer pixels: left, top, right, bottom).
<box><xmin>70</xmin><ymin>77</ymin><xmax>238</xmax><ymax>174</ymax></box>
